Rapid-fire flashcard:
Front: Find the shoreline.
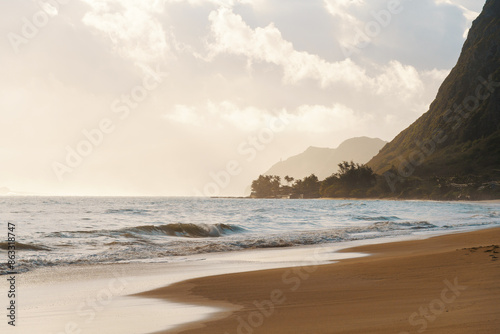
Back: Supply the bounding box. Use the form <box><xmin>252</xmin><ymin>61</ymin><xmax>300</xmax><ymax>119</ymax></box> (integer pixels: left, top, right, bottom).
<box><xmin>7</xmin><ymin>236</ymin><xmax>391</xmax><ymax>334</ymax></box>
<box><xmin>211</xmin><ymin>196</ymin><xmax>500</xmax><ymax>203</ymax></box>
<box><xmin>139</xmin><ymin>227</ymin><xmax>500</xmax><ymax>334</ymax></box>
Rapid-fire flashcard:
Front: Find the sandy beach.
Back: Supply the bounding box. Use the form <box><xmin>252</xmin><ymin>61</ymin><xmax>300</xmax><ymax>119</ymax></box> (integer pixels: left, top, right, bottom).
<box><xmin>140</xmin><ymin>227</ymin><xmax>500</xmax><ymax>334</ymax></box>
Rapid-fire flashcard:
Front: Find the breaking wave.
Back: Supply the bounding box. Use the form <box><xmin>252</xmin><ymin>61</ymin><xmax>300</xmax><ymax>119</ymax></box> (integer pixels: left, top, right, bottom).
<box><xmin>123</xmin><ymin>223</ymin><xmax>245</xmax><ymax>238</ymax></box>
<box><xmin>47</xmin><ymin>223</ymin><xmax>246</xmax><ymax>239</ymax></box>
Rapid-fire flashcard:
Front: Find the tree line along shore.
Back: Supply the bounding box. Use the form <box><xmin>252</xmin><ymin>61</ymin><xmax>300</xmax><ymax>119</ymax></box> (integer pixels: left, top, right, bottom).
<box><xmin>249</xmin><ymin>161</ymin><xmax>500</xmax><ymax>200</ymax></box>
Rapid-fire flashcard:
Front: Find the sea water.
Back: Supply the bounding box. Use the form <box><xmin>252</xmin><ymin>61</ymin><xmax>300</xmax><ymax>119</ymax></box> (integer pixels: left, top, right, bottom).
<box><xmin>1</xmin><ymin>197</ymin><xmax>499</xmax><ymax>275</ymax></box>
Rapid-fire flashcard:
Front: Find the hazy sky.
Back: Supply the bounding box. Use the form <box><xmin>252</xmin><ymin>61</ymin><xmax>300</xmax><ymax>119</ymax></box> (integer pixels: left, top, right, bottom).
<box><xmin>1</xmin><ymin>0</ymin><xmax>484</xmax><ymax>196</ymax></box>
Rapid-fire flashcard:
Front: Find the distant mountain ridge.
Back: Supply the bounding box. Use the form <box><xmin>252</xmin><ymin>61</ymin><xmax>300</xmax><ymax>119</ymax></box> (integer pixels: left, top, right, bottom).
<box><xmin>263</xmin><ymin>137</ymin><xmax>386</xmax><ymax>180</ymax></box>
<box><xmin>368</xmin><ymin>0</ymin><xmax>500</xmax><ymax>178</ymax></box>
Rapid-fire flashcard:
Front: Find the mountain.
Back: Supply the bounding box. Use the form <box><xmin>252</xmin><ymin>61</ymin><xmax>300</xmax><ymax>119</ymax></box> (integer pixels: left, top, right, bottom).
<box><xmin>263</xmin><ymin>137</ymin><xmax>386</xmax><ymax>180</ymax></box>
<box><xmin>368</xmin><ymin>0</ymin><xmax>500</xmax><ymax>179</ymax></box>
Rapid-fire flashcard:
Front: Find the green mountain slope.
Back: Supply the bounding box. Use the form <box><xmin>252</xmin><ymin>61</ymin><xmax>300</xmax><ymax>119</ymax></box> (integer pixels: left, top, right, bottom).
<box><xmin>368</xmin><ymin>0</ymin><xmax>500</xmax><ymax>179</ymax></box>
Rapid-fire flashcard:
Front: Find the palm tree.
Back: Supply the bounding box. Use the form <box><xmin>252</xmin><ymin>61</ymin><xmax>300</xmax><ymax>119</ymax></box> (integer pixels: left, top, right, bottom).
<box><xmin>284</xmin><ymin>175</ymin><xmax>294</xmax><ymax>186</ymax></box>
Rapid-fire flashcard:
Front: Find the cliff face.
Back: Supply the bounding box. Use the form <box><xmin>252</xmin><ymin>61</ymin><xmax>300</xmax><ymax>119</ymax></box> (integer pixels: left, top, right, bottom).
<box><xmin>368</xmin><ymin>0</ymin><xmax>500</xmax><ymax>177</ymax></box>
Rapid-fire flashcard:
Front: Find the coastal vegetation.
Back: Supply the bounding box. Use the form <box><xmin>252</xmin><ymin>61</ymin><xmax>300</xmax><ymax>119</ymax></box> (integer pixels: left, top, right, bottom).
<box><xmin>251</xmin><ymin>161</ymin><xmax>500</xmax><ymax>200</ymax></box>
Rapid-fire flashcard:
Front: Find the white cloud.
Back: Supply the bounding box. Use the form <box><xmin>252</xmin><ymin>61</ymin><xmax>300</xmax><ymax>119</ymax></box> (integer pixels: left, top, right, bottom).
<box><xmin>209</xmin><ymin>101</ymin><xmax>271</xmax><ymax>129</ymax></box>
<box><xmin>165</xmin><ymin>101</ymin><xmax>275</xmax><ymax>130</ymax></box>
<box><xmin>323</xmin><ymin>0</ymin><xmax>365</xmax><ymax>17</ymax></box>
<box><xmin>321</xmin><ymin>0</ymin><xmax>475</xmax><ymax>68</ymax></box>
<box><xmin>207</xmin><ymin>7</ymin><xmax>370</xmax><ymax>88</ymax></box>
<box><xmin>206</xmin><ymin>7</ymin><xmax>430</xmax><ymax>100</ymax></box>
<box><xmin>165</xmin><ymin>101</ymin><xmax>368</xmax><ymax>134</ymax></box>
<box><xmin>164</xmin><ymin>104</ymin><xmax>203</xmax><ymax>126</ymax></box>
<box><xmin>434</xmin><ymin>0</ymin><xmax>479</xmax><ymax>37</ymax></box>
<box><xmin>81</xmin><ymin>0</ymin><xmax>169</xmax><ymax>72</ymax></box>
<box><xmin>421</xmin><ymin>68</ymin><xmax>450</xmax><ymax>82</ymax></box>
<box><xmin>323</xmin><ymin>0</ymin><xmax>365</xmax><ymax>46</ymax></box>
<box><xmin>164</xmin><ymin>0</ymin><xmax>253</xmax><ymax>7</ymax></box>
<box><xmin>287</xmin><ymin>104</ymin><xmax>367</xmax><ymax>133</ymax></box>
<box><xmin>323</xmin><ymin>0</ymin><xmax>365</xmax><ymax>30</ymax></box>
<box><xmin>78</xmin><ymin>0</ymin><xmax>257</xmax><ymax>73</ymax></box>
<box><xmin>323</xmin><ymin>0</ymin><xmax>378</xmax><ymax>55</ymax></box>
<box><xmin>375</xmin><ymin>61</ymin><xmax>424</xmax><ymax>98</ymax></box>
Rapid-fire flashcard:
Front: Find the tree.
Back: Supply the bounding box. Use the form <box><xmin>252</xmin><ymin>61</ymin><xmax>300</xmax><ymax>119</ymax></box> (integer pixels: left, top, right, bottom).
<box><xmin>292</xmin><ymin>174</ymin><xmax>320</xmax><ymax>198</ymax></box>
<box><xmin>320</xmin><ymin>161</ymin><xmax>376</xmax><ymax>198</ymax></box>
<box><xmin>320</xmin><ymin>174</ymin><xmax>339</xmax><ymax>197</ymax></box>
<box><xmin>284</xmin><ymin>175</ymin><xmax>294</xmax><ymax>185</ymax></box>
<box><xmin>251</xmin><ymin>175</ymin><xmax>281</xmax><ymax>198</ymax></box>
<box><xmin>336</xmin><ymin>161</ymin><xmax>375</xmax><ymax>188</ymax></box>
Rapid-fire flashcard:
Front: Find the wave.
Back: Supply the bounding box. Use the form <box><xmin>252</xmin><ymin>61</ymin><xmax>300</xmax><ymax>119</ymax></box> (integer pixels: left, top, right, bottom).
<box><xmin>338</xmin><ymin>202</ymin><xmax>367</xmax><ymax>207</ymax></box>
<box><xmin>46</xmin><ymin>223</ymin><xmax>245</xmax><ymax>239</ymax></box>
<box><xmin>355</xmin><ymin>215</ymin><xmax>401</xmax><ymax>221</ymax></box>
<box><xmin>125</xmin><ymin>223</ymin><xmax>245</xmax><ymax>238</ymax></box>
<box><xmin>46</xmin><ymin>219</ymin><xmax>436</xmax><ymax>242</ymax></box>
<box><xmin>371</xmin><ymin>221</ymin><xmax>437</xmax><ymax>230</ymax></box>
<box><xmin>471</xmin><ymin>211</ymin><xmax>499</xmax><ymax>218</ymax></box>
<box><xmin>0</xmin><ymin>242</ymin><xmax>50</xmax><ymax>251</ymax></box>
<box><xmin>105</xmin><ymin>208</ymin><xmax>151</xmax><ymax>215</ymax></box>
<box><xmin>98</xmin><ymin>220</ymin><xmax>441</xmax><ymax>257</ymax></box>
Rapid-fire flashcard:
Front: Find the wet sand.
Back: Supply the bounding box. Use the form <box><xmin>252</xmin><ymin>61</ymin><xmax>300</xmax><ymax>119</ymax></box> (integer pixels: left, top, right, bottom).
<box><xmin>140</xmin><ymin>228</ymin><xmax>500</xmax><ymax>334</ymax></box>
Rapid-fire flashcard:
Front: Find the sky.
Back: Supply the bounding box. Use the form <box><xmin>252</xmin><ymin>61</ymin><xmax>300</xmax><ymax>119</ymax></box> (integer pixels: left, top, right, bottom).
<box><xmin>0</xmin><ymin>0</ymin><xmax>485</xmax><ymax>196</ymax></box>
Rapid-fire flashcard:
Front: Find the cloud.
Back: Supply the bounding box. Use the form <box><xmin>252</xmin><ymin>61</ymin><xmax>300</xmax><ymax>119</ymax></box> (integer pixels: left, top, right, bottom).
<box><xmin>421</xmin><ymin>68</ymin><xmax>450</xmax><ymax>82</ymax></box>
<box><xmin>165</xmin><ymin>0</ymin><xmax>253</xmax><ymax>7</ymax></box>
<box><xmin>434</xmin><ymin>0</ymin><xmax>479</xmax><ymax>37</ymax></box>
<box><xmin>287</xmin><ymin>104</ymin><xmax>368</xmax><ymax>133</ymax></box>
<box><xmin>323</xmin><ymin>0</ymin><xmax>366</xmax><ymax>46</ymax></box>
<box><xmin>164</xmin><ymin>104</ymin><xmax>203</xmax><ymax>126</ymax></box>
<box><xmin>81</xmin><ymin>0</ymin><xmax>169</xmax><ymax>72</ymax></box>
<box><xmin>164</xmin><ymin>100</ymin><xmax>368</xmax><ymax>134</ymax></box>
<box><xmin>206</xmin><ymin>7</ymin><xmax>433</xmax><ymax>101</ymax></box>
<box><xmin>323</xmin><ymin>0</ymin><xmax>365</xmax><ymax>18</ymax></box>
<box><xmin>321</xmin><ymin>0</ymin><xmax>477</xmax><ymax>69</ymax></box>
<box><xmin>207</xmin><ymin>7</ymin><xmax>371</xmax><ymax>88</ymax></box>
<box><xmin>375</xmin><ymin>61</ymin><xmax>424</xmax><ymax>98</ymax></box>
<box><xmin>165</xmin><ymin>101</ymin><xmax>274</xmax><ymax>130</ymax></box>
<box><xmin>78</xmin><ymin>0</ymin><xmax>258</xmax><ymax>74</ymax></box>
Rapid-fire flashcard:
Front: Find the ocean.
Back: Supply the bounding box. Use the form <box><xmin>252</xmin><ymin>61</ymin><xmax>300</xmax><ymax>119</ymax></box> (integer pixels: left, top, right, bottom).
<box><xmin>1</xmin><ymin>197</ymin><xmax>499</xmax><ymax>275</ymax></box>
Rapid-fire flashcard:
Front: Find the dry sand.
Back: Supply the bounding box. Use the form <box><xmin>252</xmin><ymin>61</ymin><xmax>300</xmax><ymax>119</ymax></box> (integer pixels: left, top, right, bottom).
<box><xmin>140</xmin><ymin>228</ymin><xmax>500</xmax><ymax>334</ymax></box>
